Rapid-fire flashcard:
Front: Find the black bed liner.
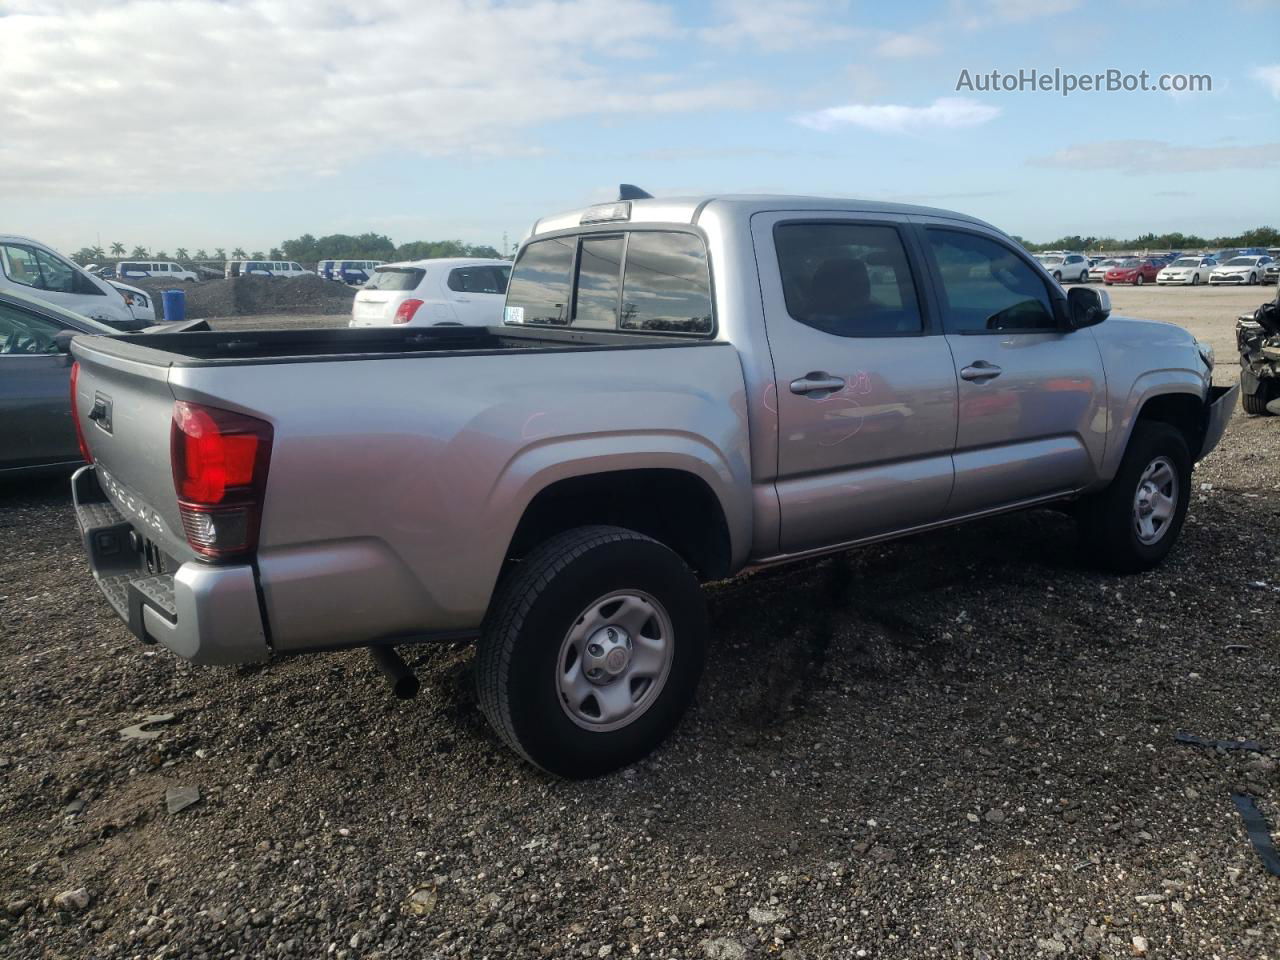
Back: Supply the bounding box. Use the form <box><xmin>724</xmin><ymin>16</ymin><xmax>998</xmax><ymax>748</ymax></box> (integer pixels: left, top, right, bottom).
<box><xmin>74</xmin><ymin>324</ymin><xmax>721</xmax><ymax>368</ymax></box>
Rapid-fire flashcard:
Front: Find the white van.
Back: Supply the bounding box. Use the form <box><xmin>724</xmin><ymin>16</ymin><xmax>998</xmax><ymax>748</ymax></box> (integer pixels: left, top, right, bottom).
<box><xmin>350</xmin><ymin>258</ymin><xmax>511</xmax><ymax>327</ymax></box>
<box><xmin>117</xmin><ymin>261</ymin><xmax>198</xmax><ymax>282</ymax></box>
<box><xmin>225</xmin><ymin>260</ymin><xmax>308</xmax><ymax>279</ymax></box>
<box><xmin>0</xmin><ymin>235</ymin><xmax>143</xmax><ymax>329</ymax></box>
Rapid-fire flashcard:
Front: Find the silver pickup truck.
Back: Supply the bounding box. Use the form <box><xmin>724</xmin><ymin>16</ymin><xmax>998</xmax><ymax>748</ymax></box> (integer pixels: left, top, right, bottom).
<box><xmin>69</xmin><ymin>191</ymin><xmax>1235</xmax><ymax>777</ymax></box>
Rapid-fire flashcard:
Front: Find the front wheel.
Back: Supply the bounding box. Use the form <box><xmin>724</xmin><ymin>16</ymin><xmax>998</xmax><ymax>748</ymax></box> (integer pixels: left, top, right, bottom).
<box><xmin>1191</xmin><ymin>273</ymin><xmax>1199</xmax><ymax>285</ymax></box>
<box><xmin>1243</xmin><ymin>381</ymin><xmax>1277</xmax><ymax>415</ymax></box>
<box><xmin>1135</xmin><ymin>274</ymin><xmax>1144</xmax><ymax>285</ymax></box>
<box><xmin>1249</xmin><ymin>273</ymin><xmax>1258</xmax><ymax>285</ymax></box>
<box><xmin>476</xmin><ymin>526</ymin><xmax>708</xmax><ymax>778</ymax></box>
<box><xmin>1053</xmin><ymin>271</ymin><xmax>1062</xmax><ymax>282</ymax></box>
<box><xmin>1077</xmin><ymin>422</ymin><xmax>1191</xmax><ymax>572</ymax></box>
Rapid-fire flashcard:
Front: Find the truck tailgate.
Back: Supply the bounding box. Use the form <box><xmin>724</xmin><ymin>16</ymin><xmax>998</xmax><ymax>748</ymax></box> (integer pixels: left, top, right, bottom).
<box><xmin>70</xmin><ymin>338</ymin><xmax>192</xmax><ymax>563</ymax></box>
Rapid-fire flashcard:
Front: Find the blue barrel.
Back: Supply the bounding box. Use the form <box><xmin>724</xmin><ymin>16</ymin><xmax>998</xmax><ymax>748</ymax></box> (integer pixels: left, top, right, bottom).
<box><xmin>162</xmin><ymin>289</ymin><xmax>186</xmax><ymax>323</ymax></box>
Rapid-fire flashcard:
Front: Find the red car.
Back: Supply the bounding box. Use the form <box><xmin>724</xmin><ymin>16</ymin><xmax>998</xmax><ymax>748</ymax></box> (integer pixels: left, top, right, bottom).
<box><xmin>1103</xmin><ymin>258</ymin><xmax>1161</xmax><ymax>286</ymax></box>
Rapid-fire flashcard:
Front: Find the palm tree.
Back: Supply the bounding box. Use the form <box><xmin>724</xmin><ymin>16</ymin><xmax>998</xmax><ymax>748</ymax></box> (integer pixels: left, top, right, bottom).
<box><xmin>130</xmin><ymin>245</ymin><xmax>148</xmax><ymax>258</ymax></box>
<box><xmin>214</xmin><ymin>247</ymin><xmax>226</xmax><ymax>261</ymax></box>
<box><xmin>110</xmin><ymin>242</ymin><xmax>125</xmax><ymax>256</ymax></box>
<box><xmin>175</xmin><ymin>247</ymin><xmax>189</xmax><ymax>261</ymax></box>
<box><xmin>156</xmin><ymin>250</ymin><xmax>170</xmax><ymax>260</ymax></box>
<box><xmin>194</xmin><ymin>249</ymin><xmax>209</xmax><ymax>261</ymax></box>
<box><xmin>250</xmin><ymin>250</ymin><xmax>265</xmax><ymax>260</ymax></box>
<box><xmin>231</xmin><ymin>246</ymin><xmax>247</xmax><ymax>259</ymax></box>
<box><xmin>91</xmin><ymin>245</ymin><xmax>105</xmax><ymax>260</ymax></box>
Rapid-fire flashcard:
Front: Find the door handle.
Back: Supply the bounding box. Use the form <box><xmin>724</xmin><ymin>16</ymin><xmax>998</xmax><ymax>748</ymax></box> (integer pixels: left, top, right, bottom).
<box><xmin>454</xmin><ymin>297</ymin><xmax>471</xmax><ymax>302</ymax></box>
<box><xmin>789</xmin><ymin>372</ymin><xmax>846</xmax><ymax>395</ymax></box>
<box><xmin>960</xmin><ymin>361</ymin><xmax>1002</xmax><ymax>383</ymax></box>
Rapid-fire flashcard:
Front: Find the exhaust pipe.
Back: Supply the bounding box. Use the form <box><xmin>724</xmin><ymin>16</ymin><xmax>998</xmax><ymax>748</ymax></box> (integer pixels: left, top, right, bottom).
<box><xmin>369</xmin><ymin>645</ymin><xmax>420</xmax><ymax>700</ymax></box>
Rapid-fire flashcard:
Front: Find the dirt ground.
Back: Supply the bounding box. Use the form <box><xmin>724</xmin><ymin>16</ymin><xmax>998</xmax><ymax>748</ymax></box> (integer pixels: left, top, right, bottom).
<box><xmin>1</xmin><ymin>285</ymin><xmax>1277</xmax><ymax>960</ymax></box>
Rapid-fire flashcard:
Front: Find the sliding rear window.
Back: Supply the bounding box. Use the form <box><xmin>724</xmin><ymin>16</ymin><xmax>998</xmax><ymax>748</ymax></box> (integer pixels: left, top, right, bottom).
<box><xmin>366</xmin><ymin>267</ymin><xmax>425</xmax><ymax>292</ymax></box>
<box><xmin>505</xmin><ymin>230</ymin><xmax>713</xmax><ymax>335</ymax></box>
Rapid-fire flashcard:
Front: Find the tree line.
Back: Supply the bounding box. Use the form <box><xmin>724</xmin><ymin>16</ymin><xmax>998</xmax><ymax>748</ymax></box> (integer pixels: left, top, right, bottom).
<box><xmin>1014</xmin><ymin>225</ymin><xmax>1278</xmax><ymax>253</ymax></box>
<box><xmin>68</xmin><ymin>232</ymin><xmax>505</xmax><ymax>267</ymax></box>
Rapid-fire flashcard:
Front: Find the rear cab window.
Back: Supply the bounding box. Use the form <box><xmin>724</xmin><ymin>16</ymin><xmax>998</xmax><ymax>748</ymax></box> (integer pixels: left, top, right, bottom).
<box><xmin>504</xmin><ymin>231</ymin><xmax>713</xmax><ymax>335</ymax></box>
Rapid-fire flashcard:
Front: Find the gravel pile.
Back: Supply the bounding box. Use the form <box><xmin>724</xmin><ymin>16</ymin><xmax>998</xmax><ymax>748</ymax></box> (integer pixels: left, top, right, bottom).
<box><xmin>130</xmin><ymin>275</ymin><xmax>356</xmax><ymax>319</ymax></box>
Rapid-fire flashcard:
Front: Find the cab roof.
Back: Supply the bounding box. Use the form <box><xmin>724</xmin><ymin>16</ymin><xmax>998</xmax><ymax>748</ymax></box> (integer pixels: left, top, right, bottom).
<box><xmin>529</xmin><ymin>193</ymin><xmax>999</xmax><ymax>239</ymax></box>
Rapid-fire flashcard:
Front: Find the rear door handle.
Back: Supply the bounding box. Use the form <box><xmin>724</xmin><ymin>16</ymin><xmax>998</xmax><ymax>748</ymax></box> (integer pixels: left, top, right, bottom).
<box><xmin>960</xmin><ymin>361</ymin><xmax>1002</xmax><ymax>383</ymax></box>
<box><xmin>790</xmin><ymin>372</ymin><xmax>846</xmax><ymax>396</ymax></box>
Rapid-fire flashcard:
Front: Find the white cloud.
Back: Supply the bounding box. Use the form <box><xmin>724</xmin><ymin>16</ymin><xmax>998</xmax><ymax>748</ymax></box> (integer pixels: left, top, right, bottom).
<box><xmin>700</xmin><ymin>0</ymin><xmax>857</xmax><ymax>51</ymax></box>
<box><xmin>873</xmin><ymin>32</ymin><xmax>940</xmax><ymax>58</ymax></box>
<box><xmin>1029</xmin><ymin>139</ymin><xmax>1280</xmax><ymax>173</ymax></box>
<box><xmin>1254</xmin><ymin>64</ymin><xmax>1280</xmax><ymax>99</ymax></box>
<box><xmin>0</xmin><ymin>0</ymin><xmax>753</xmax><ymax>195</ymax></box>
<box><xmin>795</xmin><ymin>97</ymin><xmax>1000</xmax><ymax>134</ymax></box>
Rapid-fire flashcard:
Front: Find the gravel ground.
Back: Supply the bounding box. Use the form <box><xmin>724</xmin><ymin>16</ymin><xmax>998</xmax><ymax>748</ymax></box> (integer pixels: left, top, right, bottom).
<box><xmin>131</xmin><ymin>275</ymin><xmax>356</xmax><ymax>320</ymax></box>
<box><xmin>2</xmin><ymin>286</ymin><xmax>1278</xmax><ymax>960</ymax></box>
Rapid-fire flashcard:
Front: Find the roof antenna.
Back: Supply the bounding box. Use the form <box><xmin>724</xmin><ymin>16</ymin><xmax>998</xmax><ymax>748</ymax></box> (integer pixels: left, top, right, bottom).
<box><xmin>618</xmin><ymin>184</ymin><xmax>653</xmax><ymax>201</ymax></box>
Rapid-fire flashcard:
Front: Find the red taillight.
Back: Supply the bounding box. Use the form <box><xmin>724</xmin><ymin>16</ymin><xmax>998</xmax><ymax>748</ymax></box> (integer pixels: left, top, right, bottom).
<box><xmin>170</xmin><ymin>401</ymin><xmax>273</xmax><ymax>559</ymax></box>
<box><xmin>393</xmin><ymin>298</ymin><xmax>424</xmax><ymax>324</ymax></box>
<box><xmin>69</xmin><ymin>361</ymin><xmax>93</xmax><ymax>463</ymax></box>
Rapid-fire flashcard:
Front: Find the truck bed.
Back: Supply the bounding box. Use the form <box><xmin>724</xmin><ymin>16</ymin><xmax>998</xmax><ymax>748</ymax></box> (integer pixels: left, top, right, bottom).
<box><xmin>76</xmin><ymin>323</ymin><xmax>714</xmax><ymax>366</ymax></box>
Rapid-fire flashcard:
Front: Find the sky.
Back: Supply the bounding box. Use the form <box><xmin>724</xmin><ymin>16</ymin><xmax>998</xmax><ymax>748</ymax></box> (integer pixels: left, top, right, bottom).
<box><xmin>1</xmin><ymin>0</ymin><xmax>1278</xmax><ymax>257</ymax></box>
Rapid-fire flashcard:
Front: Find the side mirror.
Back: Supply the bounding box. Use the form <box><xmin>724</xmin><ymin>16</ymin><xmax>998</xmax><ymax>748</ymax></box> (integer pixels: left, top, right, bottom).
<box><xmin>54</xmin><ymin>330</ymin><xmax>77</xmax><ymax>353</ymax></box>
<box><xmin>1066</xmin><ymin>286</ymin><xmax>1110</xmax><ymax>329</ymax></box>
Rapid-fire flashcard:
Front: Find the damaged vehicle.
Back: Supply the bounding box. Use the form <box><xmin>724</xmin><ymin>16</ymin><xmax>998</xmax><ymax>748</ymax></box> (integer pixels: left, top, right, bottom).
<box><xmin>1238</xmin><ymin>294</ymin><xmax>1280</xmax><ymax>415</ymax></box>
<box><xmin>67</xmin><ymin>190</ymin><xmax>1236</xmax><ymax>777</ymax></box>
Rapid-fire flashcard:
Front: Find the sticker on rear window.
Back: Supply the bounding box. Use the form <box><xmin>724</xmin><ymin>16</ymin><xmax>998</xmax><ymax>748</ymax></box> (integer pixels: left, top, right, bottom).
<box><xmin>504</xmin><ymin>306</ymin><xmax>524</xmax><ymax>324</ymax></box>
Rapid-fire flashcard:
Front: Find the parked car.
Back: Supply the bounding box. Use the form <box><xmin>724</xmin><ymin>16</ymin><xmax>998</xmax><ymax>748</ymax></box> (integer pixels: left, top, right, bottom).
<box><xmin>0</xmin><ymin>235</ymin><xmax>146</xmax><ymax>329</ymax></box>
<box><xmin>223</xmin><ymin>260</ymin><xmax>309</xmax><ymax>279</ymax></box>
<box><xmin>118</xmin><ymin>261</ymin><xmax>198</xmax><ymax>283</ymax></box>
<box><xmin>108</xmin><ymin>280</ymin><xmax>156</xmax><ymax>324</ymax></box>
<box><xmin>350</xmin><ymin>259</ymin><xmax>512</xmax><ymax>327</ymax></box>
<box><xmin>1157</xmin><ymin>256</ymin><xmax>1216</xmax><ymax>286</ymax></box>
<box><xmin>1209</xmin><ymin>255</ymin><xmax>1272</xmax><ymax>285</ymax></box>
<box><xmin>67</xmin><ymin>191</ymin><xmax>1234</xmax><ymax>777</ymax></box>
<box><xmin>1033</xmin><ymin>252</ymin><xmax>1090</xmax><ymax>283</ymax></box>
<box><xmin>1238</xmin><ymin>298</ymin><xmax>1280</xmax><ymax>414</ymax></box>
<box><xmin>1263</xmin><ymin>261</ymin><xmax>1279</xmax><ymax>285</ymax></box>
<box><xmin>85</xmin><ymin>263</ymin><xmax>117</xmax><ymax>280</ymax></box>
<box><xmin>1087</xmin><ymin>258</ymin><xmax>1121</xmax><ymax>282</ymax></box>
<box><xmin>1104</xmin><ymin>258</ymin><xmax>1161</xmax><ymax>285</ymax></box>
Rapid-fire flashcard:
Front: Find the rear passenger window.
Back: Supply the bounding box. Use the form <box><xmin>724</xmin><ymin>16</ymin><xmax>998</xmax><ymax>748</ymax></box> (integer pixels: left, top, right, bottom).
<box><xmin>573</xmin><ymin>235</ymin><xmax>624</xmax><ymax>329</ymax></box>
<box><xmin>620</xmin><ymin>232</ymin><xmax>713</xmax><ymax>334</ymax></box>
<box><xmin>774</xmin><ymin>222</ymin><xmax>922</xmax><ymax>336</ymax></box>
<box><xmin>447</xmin><ymin>266</ymin><xmax>508</xmax><ymax>295</ymax></box>
<box><xmin>367</xmin><ymin>267</ymin><xmax>425</xmax><ymax>291</ymax></box>
<box><xmin>926</xmin><ymin>229</ymin><xmax>1056</xmax><ymax>333</ymax></box>
<box><xmin>505</xmin><ymin>237</ymin><xmax>575</xmax><ymax>325</ymax></box>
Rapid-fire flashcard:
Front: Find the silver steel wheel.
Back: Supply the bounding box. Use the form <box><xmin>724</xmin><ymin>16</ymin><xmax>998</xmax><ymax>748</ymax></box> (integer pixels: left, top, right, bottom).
<box><xmin>556</xmin><ymin>591</ymin><xmax>674</xmax><ymax>732</ymax></box>
<box><xmin>1132</xmin><ymin>456</ymin><xmax>1178</xmax><ymax>545</ymax></box>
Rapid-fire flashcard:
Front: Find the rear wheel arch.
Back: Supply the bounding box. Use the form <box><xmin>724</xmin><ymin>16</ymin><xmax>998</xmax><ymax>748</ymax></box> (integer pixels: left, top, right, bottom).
<box><xmin>505</xmin><ymin>468</ymin><xmax>734</xmax><ymax>583</ymax></box>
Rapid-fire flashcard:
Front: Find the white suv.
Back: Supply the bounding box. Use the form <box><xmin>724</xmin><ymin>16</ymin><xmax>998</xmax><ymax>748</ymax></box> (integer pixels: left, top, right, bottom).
<box><xmin>1034</xmin><ymin>252</ymin><xmax>1090</xmax><ymax>283</ymax></box>
<box><xmin>350</xmin><ymin>259</ymin><xmax>511</xmax><ymax>327</ymax></box>
<box><xmin>118</xmin><ymin>261</ymin><xmax>199</xmax><ymax>282</ymax></box>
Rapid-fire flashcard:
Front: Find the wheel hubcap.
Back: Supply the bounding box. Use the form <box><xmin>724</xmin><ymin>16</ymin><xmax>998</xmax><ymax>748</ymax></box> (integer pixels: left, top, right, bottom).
<box><xmin>556</xmin><ymin>591</ymin><xmax>674</xmax><ymax>732</ymax></box>
<box><xmin>1132</xmin><ymin>456</ymin><xmax>1178</xmax><ymax>545</ymax></box>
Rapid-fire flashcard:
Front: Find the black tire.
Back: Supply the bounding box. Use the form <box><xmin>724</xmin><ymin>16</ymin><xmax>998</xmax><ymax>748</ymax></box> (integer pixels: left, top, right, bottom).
<box><xmin>1135</xmin><ymin>273</ymin><xmax>1144</xmax><ymax>285</ymax></box>
<box><xmin>1077</xmin><ymin>421</ymin><xmax>1192</xmax><ymax>573</ymax></box>
<box><xmin>1249</xmin><ymin>273</ymin><xmax>1258</xmax><ymax>285</ymax></box>
<box><xmin>1191</xmin><ymin>273</ymin><xmax>1199</xmax><ymax>285</ymax></box>
<box><xmin>1242</xmin><ymin>382</ymin><xmax>1276</xmax><ymax>415</ymax></box>
<box><xmin>476</xmin><ymin>525</ymin><xmax>708</xmax><ymax>778</ymax></box>
<box><xmin>1053</xmin><ymin>271</ymin><xmax>1062</xmax><ymax>281</ymax></box>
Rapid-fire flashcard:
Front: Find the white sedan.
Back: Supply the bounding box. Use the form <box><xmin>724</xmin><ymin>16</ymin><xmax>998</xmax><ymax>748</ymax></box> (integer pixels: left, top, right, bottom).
<box><xmin>350</xmin><ymin>258</ymin><xmax>511</xmax><ymax>327</ymax></box>
<box><xmin>1156</xmin><ymin>256</ymin><xmax>1215</xmax><ymax>286</ymax></box>
<box><xmin>1209</xmin><ymin>255</ymin><xmax>1273</xmax><ymax>285</ymax></box>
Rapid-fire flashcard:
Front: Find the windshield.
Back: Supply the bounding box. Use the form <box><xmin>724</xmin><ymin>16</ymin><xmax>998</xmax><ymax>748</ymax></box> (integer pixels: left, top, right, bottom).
<box><xmin>1036</xmin><ymin>255</ymin><xmax>1064</xmax><ymax>265</ymax></box>
<box><xmin>1225</xmin><ymin>257</ymin><xmax>1255</xmax><ymax>266</ymax></box>
<box><xmin>1172</xmin><ymin>258</ymin><xmax>1199</xmax><ymax>267</ymax></box>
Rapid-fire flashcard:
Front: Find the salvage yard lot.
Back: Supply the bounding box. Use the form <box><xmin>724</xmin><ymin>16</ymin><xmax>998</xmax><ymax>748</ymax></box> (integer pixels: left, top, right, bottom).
<box><xmin>1</xmin><ymin>286</ymin><xmax>1278</xmax><ymax>959</ymax></box>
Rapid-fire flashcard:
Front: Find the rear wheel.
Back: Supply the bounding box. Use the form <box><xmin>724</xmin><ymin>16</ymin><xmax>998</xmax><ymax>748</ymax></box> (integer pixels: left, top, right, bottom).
<box><xmin>476</xmin><ymin>525</ymin><xmax>708</xmax><ymax>778</ymax></box>
<box><xmin>1077</xmin><ymin>422</ymin><xmax>1191</xmax><ymax>572</ymax></box>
